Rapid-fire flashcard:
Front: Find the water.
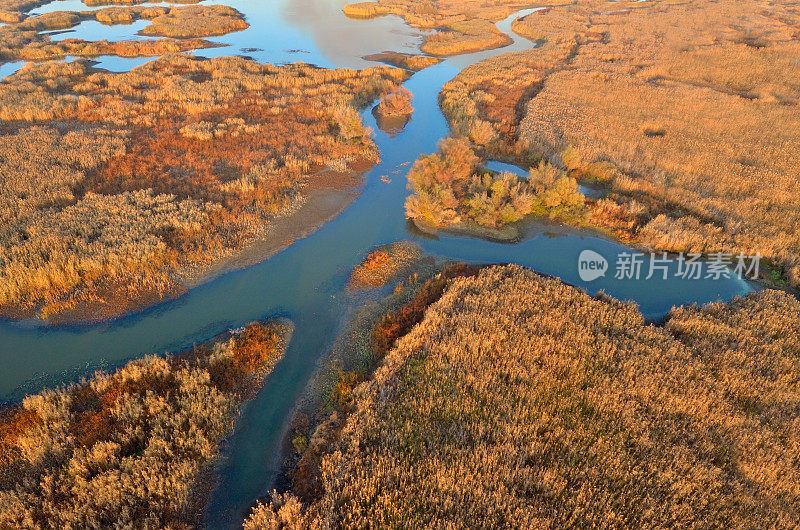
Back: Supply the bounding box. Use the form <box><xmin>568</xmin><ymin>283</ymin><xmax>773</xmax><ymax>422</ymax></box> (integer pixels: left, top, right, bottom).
<box><xmin>43</xmin><ymin>20</ymin><xmax>150</xmax><ymax>42</ymax></box>
<box><xmin>26</xmin><ymin>0</ymin><xmax>427</xmax><ymax>70</ymax></box>
<box><xmin>485</xmin><ymin>160</ymin><xmax>605</xmax><ymax>199</ymax></box>
<box><xmin>0</xmin><ymin>1</ymin><xmax>752</xmax><ymax>528</ymax></box>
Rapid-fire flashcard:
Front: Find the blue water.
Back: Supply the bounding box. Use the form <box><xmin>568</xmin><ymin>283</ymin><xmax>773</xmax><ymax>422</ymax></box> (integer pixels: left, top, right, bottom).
<box><xmin>0</xmin><ymin>2</ymin><xmax>752</xmax><ymax>528</ymax></box>
<box><xmin>485</xmin><ymin>159</ymin><xmax>605</xmax><ymax>199</ymax></box>
<box><xmin>44</xmin><ymin>20</ymin><xmax>150</xmax><ymax>42</ymax></box>
<box><xmin>25</xmin><ymin>0</ymin><xmax>426</xmax><ymax>70</ymax></box>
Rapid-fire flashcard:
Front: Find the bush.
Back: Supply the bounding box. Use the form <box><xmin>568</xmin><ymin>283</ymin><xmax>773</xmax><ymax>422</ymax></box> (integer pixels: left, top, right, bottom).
<box><xmin>405</xmin><ymin>139</ymin><xmax>584</xmax><ymax>229</ymax></box>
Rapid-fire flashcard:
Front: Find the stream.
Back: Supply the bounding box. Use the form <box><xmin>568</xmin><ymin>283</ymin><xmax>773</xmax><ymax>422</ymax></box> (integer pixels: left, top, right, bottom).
<box><xmin>0</xmin><ymin>1</ymin><xmax>752</xmax><ymax>527</ymax></box>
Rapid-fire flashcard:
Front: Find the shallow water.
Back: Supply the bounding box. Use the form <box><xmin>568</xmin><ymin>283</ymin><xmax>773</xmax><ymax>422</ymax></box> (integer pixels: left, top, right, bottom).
<box><xmin>27</xmin><ymin>0</ymin><xmax>426</xmax><ymax>70</ymax></box>
<box><xmin>0</xmin><ymin>1</ymin><xmax>752</xmax><ymax>528</ymax></box>
<box><xmin>485</xmin><ymin>160</ymin><xmax>605</xmax><ymax>199</ymax></box>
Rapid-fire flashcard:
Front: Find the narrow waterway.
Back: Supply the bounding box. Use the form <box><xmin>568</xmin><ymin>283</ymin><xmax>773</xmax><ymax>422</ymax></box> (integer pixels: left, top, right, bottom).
<box><xmin>0</xmin><ymin>1</ymin><xmax>752</xmax><ymax>528</ymax></box>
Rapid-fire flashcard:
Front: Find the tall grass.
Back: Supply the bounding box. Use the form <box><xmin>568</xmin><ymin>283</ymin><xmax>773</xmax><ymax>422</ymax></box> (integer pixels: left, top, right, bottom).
<box><xmin>247</xmin><ymin>265</ymin><xmax>800</xmax><ymax>528</ymax></box>
<box><xmin>0</xmin><ymin>55</ymin><xmax>407</xmax><ymax>319</ymax></box>
<box><xmin>515</xmin><ymin>0</ymin><xmax>800</xmax><ymax>286</ymax></box>
<box><xmin>0</xmin><ymin>320</ymin><xmax>291</xmax><ymax>528</ymax></box>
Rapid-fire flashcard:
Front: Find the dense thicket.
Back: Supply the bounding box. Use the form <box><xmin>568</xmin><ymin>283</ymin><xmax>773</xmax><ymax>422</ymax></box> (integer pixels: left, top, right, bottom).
<box><xmin>246</xmin><ymin>266</ymin><xmax>800</xmax><ymax>528</ymax></box>
<box><xmin>405</xmin><ymin>138</ymin><xmax>584</xmax><ymax>233</ymax></box>
<box><xmin>0</xmin><ymin>56</ymin><xmax>406</xmax><ymax>319</ymax></box>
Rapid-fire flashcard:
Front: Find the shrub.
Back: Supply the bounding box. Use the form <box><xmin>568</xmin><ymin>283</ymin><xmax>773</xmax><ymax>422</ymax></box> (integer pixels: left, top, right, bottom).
<box><xmin>405</xmin><ymin>139</ymin><xmax>584</xmax><ymax>229</ymax></box>
<box><xmin>374</xmin><ymin>87</ymin><xmax>413</xmax><ymax>117</ymax></box>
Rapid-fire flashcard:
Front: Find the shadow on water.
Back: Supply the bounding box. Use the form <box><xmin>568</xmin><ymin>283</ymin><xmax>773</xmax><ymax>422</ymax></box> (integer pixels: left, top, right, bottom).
<box><xmin>0</xmin><ymin>2</ymin><xmax>752</xmax><ymax>528</ymax></box>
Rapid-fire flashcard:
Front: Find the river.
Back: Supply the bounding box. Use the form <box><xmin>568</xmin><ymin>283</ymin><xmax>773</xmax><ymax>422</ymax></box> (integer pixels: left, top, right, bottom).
<box><xmin>0</xmin><ymin>1</ymin><xmax>752</xmax><ymax>527</ymax></box>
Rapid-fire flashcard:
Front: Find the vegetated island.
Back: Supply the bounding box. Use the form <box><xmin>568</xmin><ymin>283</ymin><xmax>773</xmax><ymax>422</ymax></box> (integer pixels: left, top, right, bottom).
<box><xmin>363</xmin><ymin>51</ymin><xmax>440</xmax><ymax>72</ymax></box>
<box><xmin>427</xmin><ymin>0</ymin><xmax>800</xmax><ymax>288</ymax></box>
<box><xmin>405</xmin><ymin>137</ymin><xmax>585</xmax><ymax>240</ymax></box>
<box><xmin>347</xmin><ymin>240</ymin><xmax>423</xmax><ymax>290</ymax></box>
<box><xmin>0</xmin><ymin>319</ymin><xmax>292</xmax><ymax>528</ymax></box>
<box><xmin>343</xmin><ymin>0</ymin><xmax>567</xmax><ymax>57</ymax></box>
<box><xmin>0</xmin><ymin>55</ymin><xmax>409</xmax><ymax>323</ymax></box>
<box><xmin>246</xmin><ymin>264</ymin><xmax>800</xmax><ymax>528</ymax></box>
<box><xmin>0</xmin><ymin>4</ymin><xmax>248</xmax><ymax>61</ymax></box>
<box><xmin>372</xmin><ymin>86</ymin><xmax>414</xmax><ymax>135</ymax></box>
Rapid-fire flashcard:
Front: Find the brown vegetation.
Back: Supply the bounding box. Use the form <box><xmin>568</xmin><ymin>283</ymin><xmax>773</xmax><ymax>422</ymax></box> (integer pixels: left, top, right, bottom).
<box><xmin>0</xmin><ymin>320</ymin><xmax>292</xmax><ymax>528</ymax></box>
<box><xmin>440</xmin><ymin>8</ymin><xmax>601</xmax><ymax>156</ymax></box>
<box><xmin>373</xmin><ymin>86</ymin><xmax>414</xmax><ymax>133</ymax></box>
<box><xmin>344</xmin><ymin>0</ymin><xmax>553</xmax><ymax>27</ymax></box>
<box><xmin>421</xmin><ymin>18</ymin><xmax>511</xmax><ymax>56</ymax></box>
<box><xmin>138</xmin><ymin>5</ymin><xmax>249</xmax><ymax>38</ymax></box>
<box><xmin>0</xmin><ymin>0</ymin><xmax>47</xmax><ymax>22</ymax></box>
<box><xmin>347</xmin><ymin>240</ymin><xmax>422</xmax><ymax>290</ymax></box>
<box><xmin>416</xmin><ymin>0</ymin><xmax>800</xmax><ymax>287</ymax></box>
<box><xmin>374</xmin><ymin>86</ymin><xmax>413</xmax><ymax>118</ymax></box>
<box><xmin>405</xmin><ymin>138</ymin><xmax>584</xmax><ymax>237</ymax></box>
<box><xmin>0</xmin><ymin>55</ymin><xmax>408</xmax><ymax>320</ymax></box>
<box><xmin>344</xmin><ymin>0</ymin><xmax>557</xmax><ymax>56</ymax></box>
<box><xmin>0</xmin><ymin>4</ymin><xmax>247</xmax><ymax>61</ymax></box>
<box><xmin>246</xmin><ymin>265</ymin><xmax>800</xmax><ymax>528</ymax></box>
<box><xmin>285</xmin><ymin>263</ymin><xmax>479</xmax><ymax>506</ymax></box>
<box><xmin>523</xmin><ymin>1</ymin><xmax>800</xmax><ymax>286</ymax></box>
<box><xmin>364</xmin><ymin>51</ymin><xmax>440</xmax><ymax>71</ymax></box>
<box><xmin>83</xmin><ymin>0</ymin><xmax>202</xmax><ymax>5</ymax></box>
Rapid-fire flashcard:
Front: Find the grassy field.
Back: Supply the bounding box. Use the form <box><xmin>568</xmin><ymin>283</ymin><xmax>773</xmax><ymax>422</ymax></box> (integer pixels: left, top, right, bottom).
<box><xmin>0</xmin><ymin>320</ymin><xmax>291</xmax><ymax>528</ymax></box>
<box><xmin>0</xmin><ymin>56</ymin><xmax>407</xmax><ymax>321</ymax></box>
<box><xmin>344</xmin><ymin>0</ymin><xmax>560</xmax><ymax>56</ymax></box>
<box><xmin>517</xmin><ymin>1</ymin><xmax>800</xmax><ymax>286</ymax></box>
<box><xmin>385</xmin><ymin>0</ymin><xmax>800</xmax><ymax>287</ymax></box>
<box><xmin>246</xmin><ymin>265</ymin><xmax>800</xmax><ymax>528</ymax></box>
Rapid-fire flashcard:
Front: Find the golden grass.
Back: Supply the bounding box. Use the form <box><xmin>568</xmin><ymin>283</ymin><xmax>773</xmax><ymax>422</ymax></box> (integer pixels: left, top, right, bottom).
<box><xmin>363</xmin><ymin>51</ymin><xmax>441</xmax><ymax>71</ymax></box>
<box><xmin>0</xmin><ymin>320</ymin><xmax>291</xmax><ymax>528</ymax></box>
<box><xmin>421</xmin><ymin>18</ymin><xmax>511</xmax><ymax>56</ymax></box>
<box><xmin>0</xmin><ymin>4</ymin><xmax>248</xmax><ymax>61</ymax></box>
<box><xmin>398</xmin><ymin>0</ymin><xmax>800</xmax><ymax>286</ymax></box>
<box><xmin>513</xmin><ymin>0</ymin><xmax>800</xmax><ymax>286</ymax></box>
<box><xmin>374</xmin><ymin>86</ymin><xmax>413</xmax><ymax>117</ymax></box>
<box><xmin>0</xmin><ymin>55</ymin><xmax>408</xmax><ymax>320</ymax></box>
<box><xmin>347</xmin><ymin>241</ymin><xmax>422</xmax><ymax>290</ymax></box>
<box><xmin>343</xmin><ymin>0</ymin><xmax>555</xmax><ymax>56</ymax></box>
<box><xmin>0</xmin><ymin>0</ymin><xmax>47</xmax><ymax>17</ymax></box>
<box><xmin>439</xmin><ymin>5</ymin><xmax>605</xmax><ymax>158</ymax></box>
<box><xmin>138</xmin><ymin>5</ymin><xmax>249</xmax><ymax>38</ymax></box>
<box><xmin>247</xmin><ymin>265</ymin><xmax>800</xmax><ymax>528</ymax></box>
<box><xmin>342</xmin><ymin>1</ymin><xmax>386</xmax><ymax>19</ymax></box>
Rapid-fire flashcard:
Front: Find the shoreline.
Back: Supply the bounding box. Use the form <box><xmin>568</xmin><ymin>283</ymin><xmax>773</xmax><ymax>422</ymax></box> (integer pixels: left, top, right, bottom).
<box><xmin>2</xmin><ymin>172</ymin><xmax>367</xmax><ymax>328</ymax></box>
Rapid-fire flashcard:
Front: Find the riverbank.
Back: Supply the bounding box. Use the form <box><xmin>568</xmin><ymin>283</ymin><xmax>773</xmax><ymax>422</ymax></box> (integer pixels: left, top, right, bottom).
<box><xmin>425</xmin><ymin>0</ymin><xmax>800</xmax><ymax>288</ymax></box>
<box><xmin>247</xmin><ymin>264</ymin><xmax>800</xmax><ymax>527</ymax></box>
<box><xmin>0</xmin><ymin>54</ymin><xmax>408</xmax><ymax>324</ymax></box>
<box><xmin>0</xmin><ymin>318</ymin><xmax>292</xmax><ymax>528</ymax></box>
<box><xmin>0</xmin><ymin>3</ymin><xmax>768</xmax><ymax>527</ymax></box>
